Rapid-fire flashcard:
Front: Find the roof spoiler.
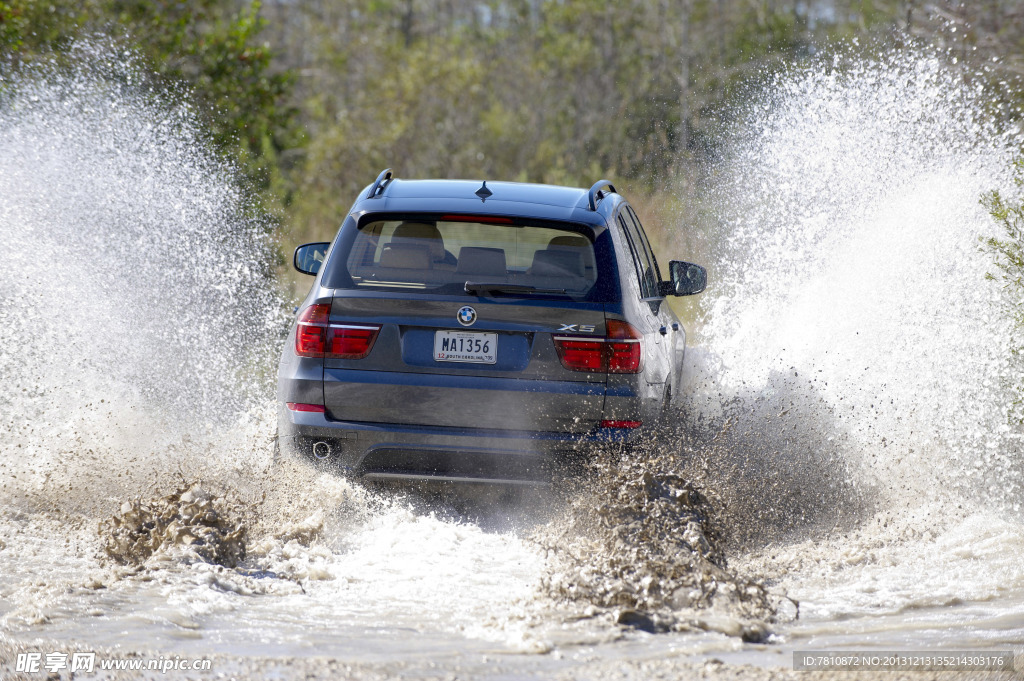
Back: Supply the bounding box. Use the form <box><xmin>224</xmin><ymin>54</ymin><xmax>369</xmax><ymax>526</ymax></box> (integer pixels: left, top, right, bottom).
<box><xmin>366</xmin><ymin>168</ymin><xmax>393</xmax><ymax>199</ymax></box>
<box><xmin>587</xmin><ymin>180</ymin><xmax>616</xmax><ymax>211</ymax></box>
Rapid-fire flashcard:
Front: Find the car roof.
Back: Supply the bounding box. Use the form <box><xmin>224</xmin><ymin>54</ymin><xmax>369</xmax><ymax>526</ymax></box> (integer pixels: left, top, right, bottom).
<box><xmin>350</xmin><ymin>178</ymin><xmax>621</xmax><ymax>224</ymax></box>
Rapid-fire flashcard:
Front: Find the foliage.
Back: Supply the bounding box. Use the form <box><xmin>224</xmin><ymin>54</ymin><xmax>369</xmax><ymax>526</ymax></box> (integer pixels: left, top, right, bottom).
<box><xmin>109</xmin><ymin>0</ymin><xmax>298</xmax><ymax>206</ymax></box>
<box><xmin>982</xmin><ymin>157</ymin><xmax>1024</xmax><ymax>423</ymax></box>
<box><xmin>276</xmin><ymin>0</ymin><xmax>837</xmax><ymax>244</ymax></box>
<box><xmin>0</xmin><ymin>0</ymin><xmax>298</xmax><ymax>212</ymax></box>
<box><xmin>5</xmin><ymin>0</ymin><xmax>1024</xmax><ymax>256</ymax></box>
<box><xmin>982</xmin><ymin>161</ymin><xmax>1024</xmax><ymax>326</ymax></box>
<box><xmin>0</xmin><ymin>0</ymin><xmax>82</xmax><ymax>53</ymax></box>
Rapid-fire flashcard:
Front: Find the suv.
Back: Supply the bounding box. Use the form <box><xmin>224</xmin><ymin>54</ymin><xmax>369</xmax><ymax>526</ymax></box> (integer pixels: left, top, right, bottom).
<box><xmin>277</xmin><ymin>170</ymin><xmax>706</xmax><ymax>485</ymax></box>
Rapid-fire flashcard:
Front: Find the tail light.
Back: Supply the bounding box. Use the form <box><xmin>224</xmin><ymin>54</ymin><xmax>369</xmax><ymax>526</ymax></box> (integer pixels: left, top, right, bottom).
<box><xmin>295</xmin><ymin>303</ymin><xmax>380</xmax><ymax>359</ymax></box>
<box><xmin>441</xmin><ymin>214</ymin><xmax>515</xmax><ymax>224</ymax></box>
<box><xmin>553</xmin><ymin>319</ymin><xmax>643</xmax><ymax>374</ymax></box>
<box><xmin>295</xmin><ymin>304</ymin><xmax>330</xmax><ymax>356</ymax></box>
<box><xmin>600</xmin><ymin>419</ymin><xmax>643</xmax><ymax>429</ymax></box>
<box><xmin>552</xmin><ymin>338</ymin><xmax>604</xmax><ymax>372</ymax></box>
<box><xmin>286</xmin><ymin>402</ymin><xmax>326</xmax><ymax>413</ymax></box>
<box><xmin>326</xmin><ymin>324</ymin><xmax>380</xmax><ymax>358</ymax></box>
<box><xmin>604</xmin><ymin>319</ymin><xmax>643</xmax><ymax>373</ymax></box>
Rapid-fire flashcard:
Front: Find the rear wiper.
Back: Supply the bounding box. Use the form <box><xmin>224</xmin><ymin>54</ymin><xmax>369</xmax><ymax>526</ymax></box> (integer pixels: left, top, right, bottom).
<box><xmin>464</xmin><ymin>281</ymin><xmax>568</xmax><ymax>296</ymax></box>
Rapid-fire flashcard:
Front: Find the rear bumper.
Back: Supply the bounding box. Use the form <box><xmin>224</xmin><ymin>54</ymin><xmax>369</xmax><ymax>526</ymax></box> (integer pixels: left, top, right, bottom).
<box><xmin>278</xmin><ymin>407</ymin><xmax>643</xmax><ymax>483</ymax></box>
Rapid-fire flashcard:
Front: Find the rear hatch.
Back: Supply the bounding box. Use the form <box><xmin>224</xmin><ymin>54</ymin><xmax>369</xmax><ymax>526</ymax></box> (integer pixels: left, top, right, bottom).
<box><xmin>322</xmin><ymin>296</ymin><xmax>607</xmax><ymax>432</ymax></box>
<box><xmin>317</xmin><ymin>213</ymin><xmax>616</xmax><ymax>433</ymax></box>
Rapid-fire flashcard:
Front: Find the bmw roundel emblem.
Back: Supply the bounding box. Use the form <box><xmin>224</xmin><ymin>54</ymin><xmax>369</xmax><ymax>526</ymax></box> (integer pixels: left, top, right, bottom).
<box><xmin>457</xmin><ymin>306</ymin><xmax>477</xmax><ymax>326</ymax></box>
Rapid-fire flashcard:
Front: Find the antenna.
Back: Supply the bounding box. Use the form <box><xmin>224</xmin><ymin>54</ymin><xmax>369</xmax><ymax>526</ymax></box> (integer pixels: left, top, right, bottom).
<box><xmin>475</xmin><ymin>181</ymin><xmax>493</xmax><ymax>201</ymax></box>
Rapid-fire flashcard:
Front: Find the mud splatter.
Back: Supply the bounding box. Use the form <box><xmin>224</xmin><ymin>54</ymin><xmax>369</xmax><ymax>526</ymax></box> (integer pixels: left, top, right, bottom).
<box><xmin>100</xmin><ymin>483</ymin><xmax>253</xmax><ymax>568</ymax></box>
<box><xmin>538</xmin><ymin>449</ymin><xmax>783</xmax><ymax>640</ymax></box>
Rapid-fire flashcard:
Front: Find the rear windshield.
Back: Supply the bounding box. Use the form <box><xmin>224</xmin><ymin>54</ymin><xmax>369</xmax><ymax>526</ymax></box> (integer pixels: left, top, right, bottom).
<box><xmin>325</xmin><ymin>216</ymin><xmax>611</xmax><ymax>300</ymax></box>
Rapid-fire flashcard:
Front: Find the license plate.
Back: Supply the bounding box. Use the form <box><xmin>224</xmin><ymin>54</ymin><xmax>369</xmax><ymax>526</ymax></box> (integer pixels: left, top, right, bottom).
<box><xmin>433</xmin><ymin>331</ymin><xmax>497</xmax><ymax>364</ymax></box>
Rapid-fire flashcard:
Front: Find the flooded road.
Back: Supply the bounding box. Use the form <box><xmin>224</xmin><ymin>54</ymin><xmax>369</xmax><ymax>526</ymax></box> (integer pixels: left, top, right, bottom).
<box><xmin>2</xmin><ymin>43</ymin><xmax>1023</xmax><ymax>678</ymax></box>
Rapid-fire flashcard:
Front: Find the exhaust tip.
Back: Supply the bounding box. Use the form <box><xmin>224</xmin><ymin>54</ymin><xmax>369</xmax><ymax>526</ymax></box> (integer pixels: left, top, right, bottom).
<box><xmin>312</xmin><ymin>441</ymin><xmax>332</xmax><ymax>460</ymax></box>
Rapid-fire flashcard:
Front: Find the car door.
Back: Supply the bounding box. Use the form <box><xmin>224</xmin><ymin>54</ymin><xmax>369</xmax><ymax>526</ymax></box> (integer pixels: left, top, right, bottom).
<box><xmin>627</xmin><ymin>206</ymin><xmax>685</xmax><ymax>397</ymax></box>
<box><xmin>616</xmin><ymin>206</ymin><xmax>675</xmax><ymax>391</ymax></box>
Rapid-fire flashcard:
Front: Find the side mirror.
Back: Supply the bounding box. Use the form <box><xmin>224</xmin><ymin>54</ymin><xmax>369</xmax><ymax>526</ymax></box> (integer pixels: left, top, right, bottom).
<box><xmin>663</xmin><ymin>260</ymin><xmax>707</xmax><ymax>296</ymax></box>
<box><xmin>294</xmin><ymin>242</ymin><xmax>331</xmax><ymax>276</ymax></box>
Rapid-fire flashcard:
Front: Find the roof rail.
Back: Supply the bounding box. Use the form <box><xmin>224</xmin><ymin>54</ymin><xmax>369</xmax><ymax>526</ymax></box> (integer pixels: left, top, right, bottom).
<box><xmin>366</xmin><ymin>168</ymin><xmax>393</xmax><ymax>199</ymax></box>
<box><xmin>587</xmin><ymin>180</ymin><xmax>616</xmax><ymax>211</ymax></box>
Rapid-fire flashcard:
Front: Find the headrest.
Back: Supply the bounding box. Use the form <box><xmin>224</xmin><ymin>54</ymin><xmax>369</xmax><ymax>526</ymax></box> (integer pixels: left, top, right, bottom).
<box><xmin>547</xmin><ymin>235</ymin><xmax>589</xmax><ymax>249</ymax></box>
<box><xmin>392</xmin><ymin>221</ymin><xmax>444</xmax><ymax>260</ymax></box>
<box><xmin>379</xmin><ymin>243</ymin><xmax>431</xmax><ymax>269</ymax></box>
<box><xmin>394</xmin><ymin>221</ymin><xmax>441</xmax><ymax>240</ymax></box>
<box><xmin>456</xmin><ymin>247</ymin><xmax>507</xmax><ymax>275</ymax></box>
<box><xmin>530</xmin><ymin>249</ymin><xmax>584</xmax><ymax>277</ymax></box>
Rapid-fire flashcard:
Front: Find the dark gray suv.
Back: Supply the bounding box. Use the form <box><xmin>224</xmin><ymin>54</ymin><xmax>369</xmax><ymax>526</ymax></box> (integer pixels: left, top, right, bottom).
<box><xmin>277</xmin><ymin>170</ymin><xmax>706</xmax><ymax>484</ymax></box>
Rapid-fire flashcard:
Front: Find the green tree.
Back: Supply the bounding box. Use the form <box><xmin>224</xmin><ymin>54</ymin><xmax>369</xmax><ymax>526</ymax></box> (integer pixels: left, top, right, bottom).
<box><xmin>982</xmin><ymin>159</ymin><xmax>1024</xmax><ymax>425</ymax></box>
<box><xmin>1</xmin><ymin>0</ymin><xmax>299</xmax><ymax>212</ymax></box>
<box><xmin>104</xmin><ymin>0</ymin><xmax>298</xmax><ymax>207</ymax></box>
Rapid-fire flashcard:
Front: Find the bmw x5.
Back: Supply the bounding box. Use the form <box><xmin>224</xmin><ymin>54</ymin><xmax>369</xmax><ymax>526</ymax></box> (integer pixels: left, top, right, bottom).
<box><xmin>277</xmin><ymin>170</ymin><xmax>706</xmax><ymax>485</ymax></box>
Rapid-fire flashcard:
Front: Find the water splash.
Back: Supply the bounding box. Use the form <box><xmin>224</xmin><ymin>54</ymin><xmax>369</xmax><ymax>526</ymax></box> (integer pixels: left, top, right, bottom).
<box><xmin>0</xmin><ymin>44</ymin><xmax>561</xmax><ymax>658</ymax></box>
<box><xmin>0</xmin><ymin>41</ymin><xmax>287</xmax><ymax>509</ymax></box>
<box><xmin>661</xmin><ymin>47</ymin><xmax>1024</xmax><ymax>640</ymax></box>
<box><xmin>681</xmin><ymin>47</ymin><xmax>1024</xmax><ymax>545</ymax></box>
<box><xmin>2</xmin><ymin>39</ymin><xmax>1023</xmax><ymax>670</ymax></box>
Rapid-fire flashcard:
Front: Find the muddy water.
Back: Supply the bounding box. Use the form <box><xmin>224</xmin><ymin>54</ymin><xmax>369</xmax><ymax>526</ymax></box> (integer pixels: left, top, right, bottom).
<box><xmin>2</xmin><ymin>43</ymin><xmax>1023</xmax><ymax>678</ymax></box>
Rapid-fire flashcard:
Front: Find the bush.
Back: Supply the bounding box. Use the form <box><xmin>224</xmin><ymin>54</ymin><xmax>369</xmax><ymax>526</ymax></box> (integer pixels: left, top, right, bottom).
<box><xmin>982</xmin><ymin>158</ymin><xmax>1024</xmax><ymax>424</ymax></box>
